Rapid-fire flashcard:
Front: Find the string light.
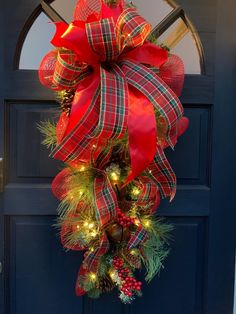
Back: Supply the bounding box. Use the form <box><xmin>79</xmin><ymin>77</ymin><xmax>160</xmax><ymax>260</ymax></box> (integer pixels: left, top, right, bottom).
<box><xmin>110</xmin><ymin>171</ymin><xmax>119</xmax><ymax>181</ymax></box>
<box><xmin>134</xmin><ymin>218</ymin><xmax>141</xmax><ymax>226</ymax></box>
<box><xmin>89</xmin><ymin>273</ymin><xmax>97</xmax><ymax>281</ymax></box>
<box><xmin>130</xmin><ymin>249</ymin><xmax>137</xmax><ymax>256</ymax></box>
<box><xmin>109</xmin><ymin>270</ymin><xmax>116</xmax><ymax>280</ymax></box>
<box><xmin>80</xmin><ymin>166</ymin><xmax>86</xmax><ymax>171</ymax></box>
<box><xmin>91</xmin><ymin>231</ymin><xmax>97</xmax><ymax>238</ymax></box>
<box><xmin>143</xmin><ymin>220</ymin><xmax>151</xmax><ymax>228</ymax></box>
<box><xmin>83</xmin><ymin>221</ymin><xmax>89</xmax><ymax>227</ymax></box>
<box><xmin>88</xmin><ymin>222</ymin><xmax>95</xmax><ymax>229</ymax></box>
<box><xmin>132</xmin><ymin>187</ymin><xmax>141</xmax><ymax>197</ymax></box>
<box><xmin>76</xmin><ymin>225</ymin><xmax>80</xmax><ymax>230</ymax></box>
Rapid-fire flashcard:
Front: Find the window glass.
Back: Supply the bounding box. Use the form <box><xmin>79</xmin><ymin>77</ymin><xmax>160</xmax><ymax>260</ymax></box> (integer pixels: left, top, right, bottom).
<box><xmin>132</xmin><ymin>0</ymin><xmax>174</xmax><ymax>26</ymax></box>
<box><xmin>158</xmin><ymin>18</ymin><xmax>201</xmax><ymax>74</ymax></box>
<box><xmin>19</xmin><ymin>13</ymin><xmax>55</xmax><ymax>70</ymax></box>
<box><xmin>19</xmin><ymin>1</ymin><xmax>202</xmax><ymax>74</ymax></box>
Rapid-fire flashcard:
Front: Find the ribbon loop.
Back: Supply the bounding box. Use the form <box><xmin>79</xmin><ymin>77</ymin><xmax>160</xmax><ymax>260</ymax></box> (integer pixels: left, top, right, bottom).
<box><xmin>53</xmin><ymin>50</ymin><xmax>91</xmax><ymax>89</ymax></box>
<box><xmin>116</xmin><ymin>8</ymin><xmax>151</xmax><ymax>51</ymax></box>
<box><xmin>86</xmin><ymin>18</ymin><xmax>119</xmax><ymax>61</ymax></box>
<box><xmin>98</xmin><ymin>64</ymin><xmax>128</xmax><ymax>139</ymax></box>
<box><xmin>121</xmin><ymin>60</ymin><xmax>183</xmax><ymax>148</ymax></box>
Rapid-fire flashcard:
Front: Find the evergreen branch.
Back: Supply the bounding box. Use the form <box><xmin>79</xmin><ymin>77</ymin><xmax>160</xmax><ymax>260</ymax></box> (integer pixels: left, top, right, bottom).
<box><xmin>140</xmin><ymin>218</ymin><xmax>173</xmax><ymax>282</ymax></box>
<box><xmin>37</xmin><ymin>120</ymin><xmax>57</xmax><ymax>150</ymax></box>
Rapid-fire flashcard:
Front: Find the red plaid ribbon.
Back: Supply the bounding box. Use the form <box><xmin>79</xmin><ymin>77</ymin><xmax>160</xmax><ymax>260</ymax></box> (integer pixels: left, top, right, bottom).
<box><xmin>136</xmin><ymin>177</ymin><xmax>160</xmax><ymax>212</ymax></box>
<box><xmin>148</xmin><ymin>145</ymin><xmax>176</xmax><ymax>201</ymax></box>
<box><xmin>94</xmin><ymin>172</ymin><xmax>117</xmax><ymax>227</ymax></box>
<box><xmin>116</xmin><ymin>8</ymin><xmax>151</xmax><ymax>50</ymax></box>
<box><xmin>86</xmin><ymin>18</ymin><xmax>119</xmax><ymax>61</ymax></box>
<box><xmin>51</xmin><ymin>85</ymin><xmax>101</xmax><ymax>161</ymax></box>
<box><xmin>83</xmin><ymin>232</ymin><xmax>110</xmax><ymax>271</ymax></box>
<box><xmin>128</xmin><ymin>225</ymin><xmax>148</xmax><ymax>249</ymax></box>
<box><xmin>121</xmin><ymin>60</ymin><xmax>183</xmax><ymax>148</ymax></box>
<box><xmin>53</xmin><ymin>51</ymin><xmax>91</xmax><ymax>89</ymax></box>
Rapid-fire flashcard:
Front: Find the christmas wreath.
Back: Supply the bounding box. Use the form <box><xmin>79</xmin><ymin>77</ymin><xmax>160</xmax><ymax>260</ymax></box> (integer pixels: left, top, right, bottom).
<box><xmin>38</xmin><ymin>0</ymin><xmax>189</xmax><ymax>303</ymax></box>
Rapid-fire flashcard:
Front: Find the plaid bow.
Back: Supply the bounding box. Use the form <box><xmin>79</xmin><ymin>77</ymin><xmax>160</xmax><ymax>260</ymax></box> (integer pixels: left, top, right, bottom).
<box><xmin>39</xmin><ymin>3</ymin><xmax>184</xmax><ymax>185</ymax></box>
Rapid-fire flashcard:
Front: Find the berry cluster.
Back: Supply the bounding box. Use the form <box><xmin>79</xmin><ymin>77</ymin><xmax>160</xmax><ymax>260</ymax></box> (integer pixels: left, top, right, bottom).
<box><xmin>117</xmin><ymin>208</ymin><xmax>135</xmax><ymax>227</ymax></box>
<box><xmin>121</xmin><ymin>276</ymin><xmax>142</xmax><ymax>297</ymax></box>
<box><xmin>112</xmin><ymin>256</ymin><xmax>142</xmax><ymax>298</ymax></box>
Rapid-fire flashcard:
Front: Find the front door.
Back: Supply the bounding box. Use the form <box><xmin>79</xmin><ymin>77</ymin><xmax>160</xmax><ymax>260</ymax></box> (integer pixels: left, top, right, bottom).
<box><xmin>0</xmin><ymin>0</ymin><xmax>235</xmax><ymax>314</ymax></box>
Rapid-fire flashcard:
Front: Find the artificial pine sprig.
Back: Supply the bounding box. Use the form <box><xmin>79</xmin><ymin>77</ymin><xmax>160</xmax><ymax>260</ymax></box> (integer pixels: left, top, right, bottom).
<box><xmin>140</xmin><ymin>218</ymin><xmax>173</xmax><ymax>282</ymax></box>
<box><xmin>37</xmin><ymin>120</ymin><xmax>57</xmax><ymax>150</ymax></box>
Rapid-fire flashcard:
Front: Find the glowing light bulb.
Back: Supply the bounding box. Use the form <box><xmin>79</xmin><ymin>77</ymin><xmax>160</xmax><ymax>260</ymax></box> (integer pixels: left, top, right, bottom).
<box><xmin>80</xmin><ymin>166</ymin><xmax>86</xmax><ymax>171</ymax></box>
<box><xmin>144</xmin><ymin>220</ymin><xmax>151</xmax><ymax>228</ymax></box>
<box><xmin>110</xmin><ymin>172</ymin><xmax>119</xmax><ymax>181</ymax></box>
<box><xmin>149</xmin><ymin>170</ymin><xmax>152</xmax><ymax>174</ymax></box>
<box><xmin>92</xmin><ymin>144</ymin><xmax>96</xmax><ymax>148</ymax></box>
<box><xmin>91</xmin><ymin>231</ymin><xmax>97</xmax><ymax>238</ymax></box>
<box><xmin>83</xmin><ymin>221</ymin><xmax>89</xmax><ymax>227</ymax></box>
<box><xmin>134</xmin><ymin>218</ymin><xmax>141</xmax><ymax>226</ymax></box>
<box><xmin>76</xmin><ymin>225</ymin><xmax>80</xmax><ymax>230</ymax></box>
<box><xmin>89</xmin><ymin>273</ymin><xmax>97</xmax><ymax>281</ymax></box>
<box><xmin>88</xmin><ymin>222</ymin><xmax>95</xmax><ymax>229</ymax></box>
<box><xmin>130</xmin><ymin>249</ymin><xmax>137</xmax><ymax>256</ymax></box>
<box><xmin>109</xmin><ymin>271</ymin><xmax>116</xmax><ymax>279</ymax></box>
<box><xmin>90</xmin><ymin>247</ymin><xmax>94</xmax><ymax>252</ymax></box>
<box><xmin>79</xmin><ymin>191</ymin><xmax>83</xmax><ymax>196</ymax></box>
<box><xmin>132</xmin><ymin>187</ymin><xmax>141</xmax><ymax>196</ymax></box>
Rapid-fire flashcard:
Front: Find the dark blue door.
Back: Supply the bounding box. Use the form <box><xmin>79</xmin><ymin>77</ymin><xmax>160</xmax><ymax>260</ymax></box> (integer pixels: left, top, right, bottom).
<box><xmin>0</xmin><ymin>0</ymin><xmax>235</xmax><ymax>314</ymax></box>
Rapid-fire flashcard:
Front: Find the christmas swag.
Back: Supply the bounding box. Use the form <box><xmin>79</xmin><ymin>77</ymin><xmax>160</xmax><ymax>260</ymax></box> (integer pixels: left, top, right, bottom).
<box><xmin>38</xmin><ymin>0</ymin><xmax>189</xmax><ymax>303</ymax></box>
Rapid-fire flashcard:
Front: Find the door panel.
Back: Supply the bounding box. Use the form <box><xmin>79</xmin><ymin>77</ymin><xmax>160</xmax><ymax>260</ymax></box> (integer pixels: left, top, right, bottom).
<box><xmin>7</xmin><ymin>217</ymin><xmax>206</xmax><ymax>314</ymax></box>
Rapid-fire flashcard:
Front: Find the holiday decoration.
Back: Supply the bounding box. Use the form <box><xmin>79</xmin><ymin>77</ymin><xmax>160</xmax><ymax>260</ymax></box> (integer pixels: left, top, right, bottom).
<box><xmin>38</xmin><ymin>0</ymin><xmax>189</xmax><ymax>303</ymax></box>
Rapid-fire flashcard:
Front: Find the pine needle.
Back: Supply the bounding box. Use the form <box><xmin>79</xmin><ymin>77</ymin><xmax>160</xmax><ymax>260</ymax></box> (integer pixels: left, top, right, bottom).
<box><xmin>37</xmin><ymin>120</ymin><xmax>57</xmax><ymax>150</ymax></box>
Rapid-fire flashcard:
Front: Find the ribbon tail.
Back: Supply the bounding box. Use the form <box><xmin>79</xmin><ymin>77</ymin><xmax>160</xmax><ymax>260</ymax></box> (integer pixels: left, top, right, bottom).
<box><xmin>128</xmin><ymin>225</ymin><xmax>148</xmax><ymax>249</ymax></box>
<box><xmin>148</xmin><ymin>146</ymin><xmax>176</xmax><ymax>201</ymax></box>
<box><xmin>51</xmin><ymin>77</ymin><xmax>100</xmax><ymax>162</ymax></box>
<box><xmin>136</xmin><ymin>176</ymin><xmax>161</xmax><ymax>213</ymax></box>
<box><xmin>83</xmin><ymin>233</ymin><xmax>110</xmax><ymax>271</ymax></box>
<box><xmin>124</xmin><ymin>85</ymin><xmax>156</xmax><ymax>185</ymax></box>
<box><xmin>94</xmin><ymin>173</ymin><xmax>118</xmax><ymax>227</ymax></box>
<box><xmin>121</xmin><ymin>60</ymin><xmax>183</xmax><ymax>149</ymax></box>
<box><xmin>75</xmin><ymin>265</ymin><xmax>88</xmax><ymax>297</ymax></box>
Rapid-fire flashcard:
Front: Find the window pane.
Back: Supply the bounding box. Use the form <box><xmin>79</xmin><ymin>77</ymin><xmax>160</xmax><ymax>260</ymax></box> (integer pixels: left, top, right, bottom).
<box><xmin>158</xmin><ymin>18</ymin><xmax>201</xmax><ymax>74</ymax></box>
<box><xmin>19</xmin><ymin>2</ymin><xmax>202</xmax><ymax>74</ymax></box>
<box><xmin>51</xmin><ymin>0</ymin><xmax>78</xmax><ymax>23</ymax></box>
<box><xmin>132</xmin><ymin>0</ymin><xmax>174</xmax><ymax>26</ymax></box>
<box><xmin>50</xmin><ymin>0</ymin><xmax>173</xmax><ymax>25</ymax></box>
<box><xmin>19</xmin><ymin>13</ymin><xmax>55</xmax><ymax>70</ymax></box>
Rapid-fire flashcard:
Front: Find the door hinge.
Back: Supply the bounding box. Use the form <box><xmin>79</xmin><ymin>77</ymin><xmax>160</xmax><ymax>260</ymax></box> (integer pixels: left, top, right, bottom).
<box><xmin>0</xmin><ymin>158</ymin><xmax>3</xmax><ymax>193</ymax></box>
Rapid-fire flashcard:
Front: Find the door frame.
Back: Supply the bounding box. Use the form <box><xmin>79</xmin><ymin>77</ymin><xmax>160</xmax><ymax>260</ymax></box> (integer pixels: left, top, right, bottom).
<box><xmin>206</xmin><ymin>0</ymin><xmax>236</xmax><ymax>312</ymax></box>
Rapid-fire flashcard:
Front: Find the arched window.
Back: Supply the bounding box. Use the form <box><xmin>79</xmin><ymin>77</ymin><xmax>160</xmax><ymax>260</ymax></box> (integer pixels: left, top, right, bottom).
<box><xmin>17</xmin><ymin>0</ymin><xmax>204</xmax><ymax>74</ymax></box>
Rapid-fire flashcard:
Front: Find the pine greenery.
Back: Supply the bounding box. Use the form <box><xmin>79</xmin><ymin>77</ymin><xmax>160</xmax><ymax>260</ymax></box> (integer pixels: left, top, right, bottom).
<box><xmin>37</xmin><ymin>120</ymin><xmax>57</xmax><ymax>150</ymax></box>
<box><xmin>140</xmin><ymin>218</ymin><xmax>173</xmax><ymax>282</ymax></box>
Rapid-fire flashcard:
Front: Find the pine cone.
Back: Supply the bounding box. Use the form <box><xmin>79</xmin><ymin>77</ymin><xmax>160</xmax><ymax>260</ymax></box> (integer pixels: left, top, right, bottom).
<box><xmin>98</xmin><ymin>275</ymin><xmax>114</xmax><ymax>292</ymax></box>
<box><xmin>60</xmin><ymin>89</ymin><xmax>75</xmax><ymax>116</ymax></box>
<box><xmin>122</xmin><ymin>248</ymin><xmax>142</xmax><ymax>269</ymax></box>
